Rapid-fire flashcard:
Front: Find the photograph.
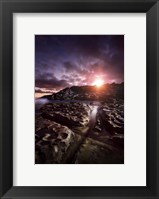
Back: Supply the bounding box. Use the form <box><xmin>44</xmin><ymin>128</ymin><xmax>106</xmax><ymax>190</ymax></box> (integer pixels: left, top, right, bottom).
<box><xmin>2</xmin><ymin>0</ymin><xmax>159</xmax><ymax>197</ymax></box>
<box><xmin>35</xmin><ymin>35</ymin><xmax>124</xmax><ymax>164</ymax></box>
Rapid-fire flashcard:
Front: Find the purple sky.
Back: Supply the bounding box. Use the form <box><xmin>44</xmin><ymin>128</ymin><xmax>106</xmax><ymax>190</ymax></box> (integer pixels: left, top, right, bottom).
<box><xmin>35</xmin><ymin>35</ymin><xmax>124</xmax><ymax>93</ymax></box>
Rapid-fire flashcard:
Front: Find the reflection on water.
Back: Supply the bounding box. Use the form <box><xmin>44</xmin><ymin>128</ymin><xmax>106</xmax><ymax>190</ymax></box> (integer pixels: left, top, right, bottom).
<box><xmin>89</xmin><ymin>105</ymin><xmax>98</xmax><ymax>126</ymax></box>
<box><xmin>35</xmin><ymin>98</ymin><xmax>101</xmax><ymax>114</ymax></box>
<box><xmin>35</xmin><ymin>98</ymin><xmax>51</xmax><ymax>113</ymax></box>
<box><xmin>91</xmin><ymin>106</ymin><xmax>98</xmax><ymax>118</ymax></box>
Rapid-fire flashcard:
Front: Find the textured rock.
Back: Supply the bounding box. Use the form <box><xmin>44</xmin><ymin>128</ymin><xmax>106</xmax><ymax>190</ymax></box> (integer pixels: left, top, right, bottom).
<box><xmin>100</xmin><ymin>99</ymin><xmax>124</xmax><ymax>134</ymax></box>
<box><xmin>35</xmin><ymin>97</ymin><xmax>124</xmax><ymax>164</ymax></box>
<box><xmin>74</xmin><ymin>138</ymin><xmax>124</xmax><ymax>164</ymax></box>
<box><xmin>35</xmin><ymin>116</ymin><xmax>81</xmax><ymax>164</ymax></box>
<box><xmin>48</xmin><ymin>83</ymin><xmax>124</xmax><ymax>101</ymax></box>
<box><xmin>40</xmin><ymin>102</ymin><xmax>91</xmax><ymax>128</ymax></box>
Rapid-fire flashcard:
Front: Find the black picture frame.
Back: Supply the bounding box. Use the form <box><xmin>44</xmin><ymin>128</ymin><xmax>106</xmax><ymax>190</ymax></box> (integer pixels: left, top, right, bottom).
<box><xmin>0</xmin><ymin>0</ymin><xmax>159</xmax><ymax>198</ymax></box>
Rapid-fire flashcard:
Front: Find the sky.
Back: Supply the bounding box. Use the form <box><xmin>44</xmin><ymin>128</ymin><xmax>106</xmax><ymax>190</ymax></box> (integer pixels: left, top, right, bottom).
<box><xmin>35</xmin><ymin>35</ymin><xmax>124</xmax><ymax>94</ymax></box>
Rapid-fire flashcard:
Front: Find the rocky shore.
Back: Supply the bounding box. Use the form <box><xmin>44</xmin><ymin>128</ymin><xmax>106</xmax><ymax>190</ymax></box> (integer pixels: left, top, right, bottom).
<box><xmin>35</xmin><ymin>99</ymin><xmax>124</xmax><ymax>164</ymax></box>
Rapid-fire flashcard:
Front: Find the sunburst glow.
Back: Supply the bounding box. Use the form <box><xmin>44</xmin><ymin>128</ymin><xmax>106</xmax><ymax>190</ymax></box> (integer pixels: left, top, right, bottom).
<box><xmin>93</xmin><ymin>79</ymin><xmax>104</xmax><ymax>87</ymax></box>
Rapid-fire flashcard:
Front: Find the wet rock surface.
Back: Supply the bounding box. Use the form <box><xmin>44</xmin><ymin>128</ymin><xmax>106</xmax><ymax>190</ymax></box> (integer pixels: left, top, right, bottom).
<box><xmin>100</xmin><ymin>99</ymin><xmax>124</xmax><ymax>134</ymax></box>
<box><xmin>87</xmin><ymin>98</ymin><xmax>124</xmax><ymax>150</ymax></box>
<box><xmin>74</xmin><ymin>138</ymin><xmax>124</xmax><ymax>164</ymax></box>
<box><xmin>40</xmin><ymin>102</ymin><xmax>91</xmax><ymax>128</ymax></box>
<box><xmin>75</xmin><ymin>98</ymin><xmax>124</xmax><ymax>164</ymax></box>
<box><xmin>35</xmin><ymin>115</ymin><xmax>82</xmax><ymax>164</ymax></box>
<box><xmin>35</xmin><ymin>95</ymin><xmax>124</xmax><ymax>164</ymax></box>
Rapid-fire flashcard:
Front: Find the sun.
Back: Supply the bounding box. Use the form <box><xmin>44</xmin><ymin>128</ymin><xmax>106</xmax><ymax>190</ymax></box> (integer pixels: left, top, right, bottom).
<box><xmin>93</xmin><ymin>79</ymin><xmax>104</xmax><ymax>87</ymax></box>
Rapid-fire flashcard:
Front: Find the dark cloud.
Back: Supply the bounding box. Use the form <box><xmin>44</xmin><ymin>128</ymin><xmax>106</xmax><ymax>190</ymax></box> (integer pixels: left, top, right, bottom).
<box><xmin>35</xmin><ymin>68</ymin><xmax>71</xmax><ymax>90</ymax></box>
<box><xmin>63</xmin><ymin>61</ymin><xmax>76</xmax><ymax>72</ymax></box>
<box><xmin>36</xmin><ymin>79</ymin><xmax>69</xmax><ymax>89</ymax></box>
<box><xmin>35</xmin><ymin>35</ymin><xmax>124</xmax><ymax>91</ymax></box>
